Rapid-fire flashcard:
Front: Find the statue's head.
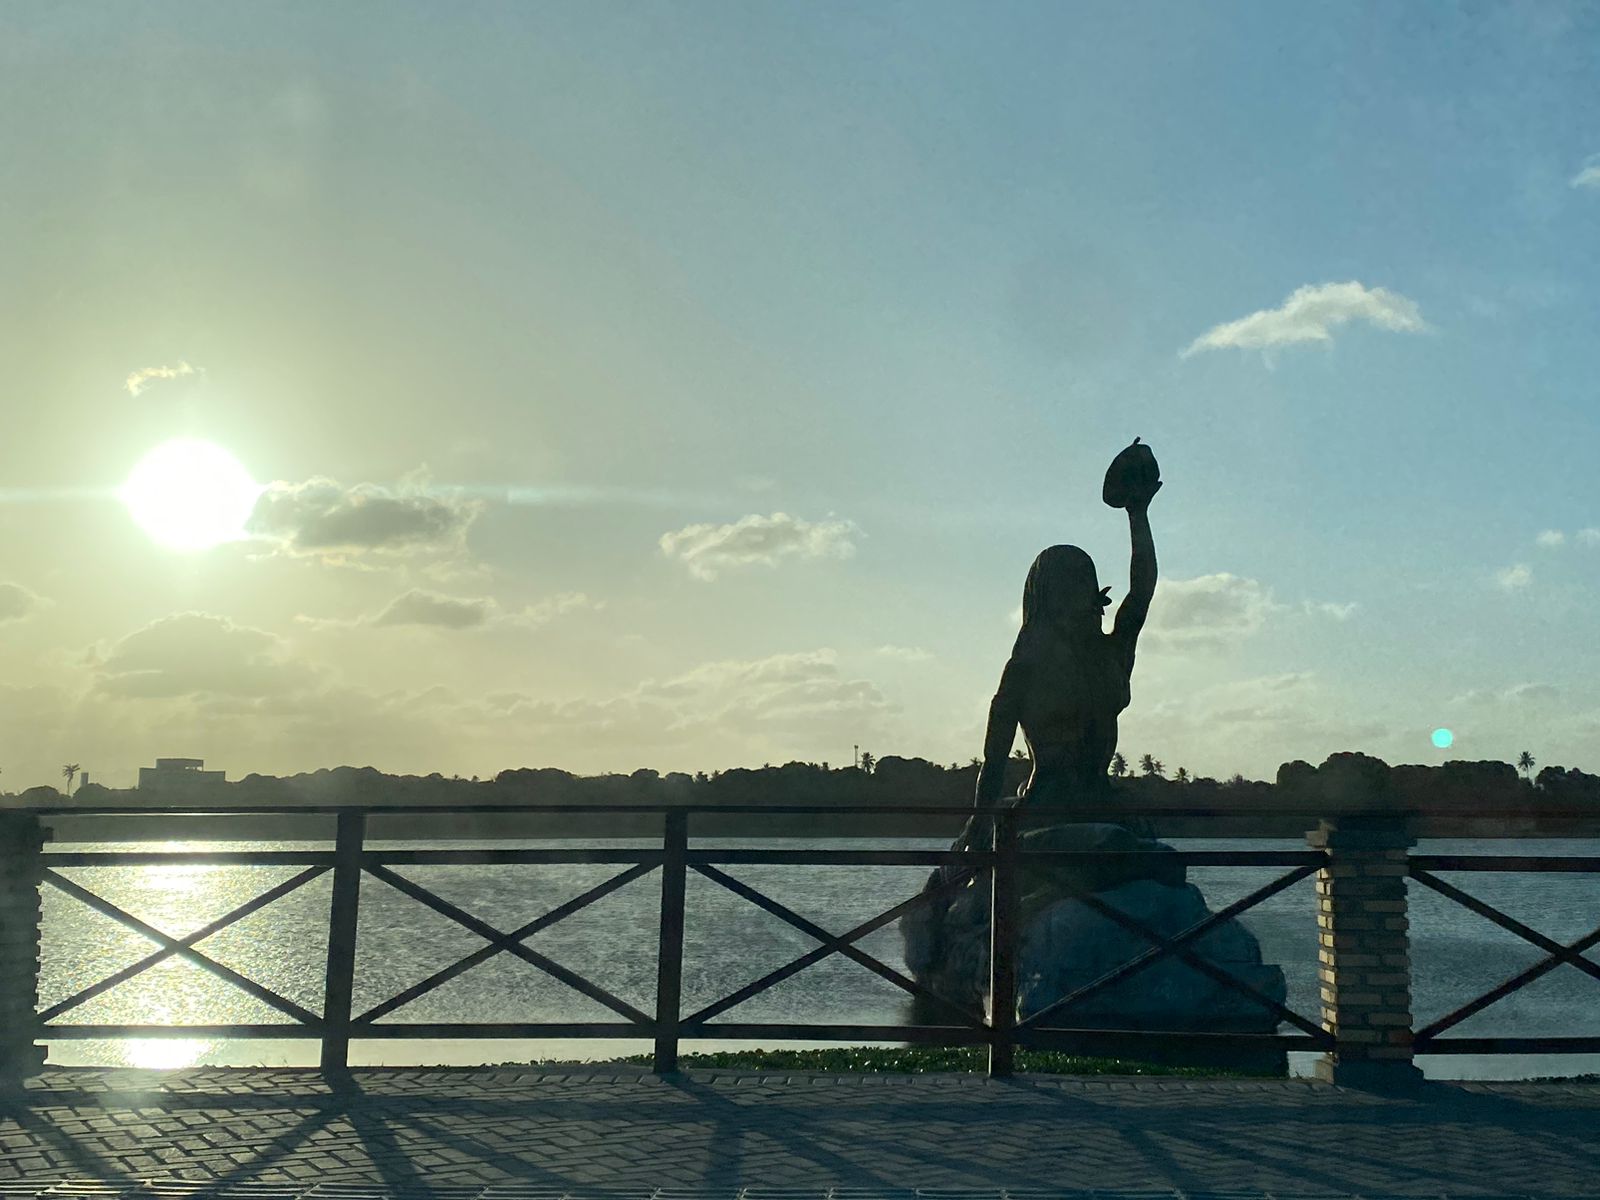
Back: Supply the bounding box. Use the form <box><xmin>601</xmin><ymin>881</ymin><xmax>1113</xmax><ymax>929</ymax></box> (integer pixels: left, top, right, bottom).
<box><xmin>1022</xmin><ymin>544</ymin><xmax>1111</xmax><ymax>630</ymax></box>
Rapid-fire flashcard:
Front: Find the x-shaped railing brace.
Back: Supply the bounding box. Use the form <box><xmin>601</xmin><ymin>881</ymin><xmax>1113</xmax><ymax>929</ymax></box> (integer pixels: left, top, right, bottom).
<box><xmin>354</xmin><ymin>861</ymin><xmax>656</xmax><ymax>1027</ymax></box>
<box><xmin>1017</xmin><ymin>860</ymin><xmax>1326</xmax><ymax>1040</ymax></box>
<box><xmin>40</xmin><ymin>867</ymin><xmax>329</xmax><ymax>1026</ymax></box>
<box><xmin>1411</xmin><ymin>867</ymin><xmax>1600</xmax><ymax>1043</ymax></box>
<box><xmin>683</xmin><ymin>862</ymin><xmax>986</xmax><ymax>1029</ymax></box>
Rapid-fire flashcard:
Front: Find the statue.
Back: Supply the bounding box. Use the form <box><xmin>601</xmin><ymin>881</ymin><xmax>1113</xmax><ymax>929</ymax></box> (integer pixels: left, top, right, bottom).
<box><xmin>955</xmin><ymin>438</ymin><xmax>1160</xmax><ymax>850</ymax></box>
<box><xmin>901</xmin><ymin>438</ymin><xmax>1290</xmax><ymax>1072</ymax></box>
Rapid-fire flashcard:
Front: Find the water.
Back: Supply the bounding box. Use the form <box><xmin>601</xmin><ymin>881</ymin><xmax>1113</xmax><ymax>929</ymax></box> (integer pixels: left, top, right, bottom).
<box><xmin>36</xmin><ymin>837</ymin><xmax>1600</xmax><ymax>1079</ymax></box>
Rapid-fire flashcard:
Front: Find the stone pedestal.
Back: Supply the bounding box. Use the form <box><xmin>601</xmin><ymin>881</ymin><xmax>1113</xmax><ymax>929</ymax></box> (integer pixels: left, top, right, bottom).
<box><xmin>1307</xmin><ymin>817</ymin><xmax>1423</xmax><ymax>1089</ymax></box>
<box><xmin>0</xmin><ymin>813</ymin><xmax>47</xmax><ymax>1086</ymax></box>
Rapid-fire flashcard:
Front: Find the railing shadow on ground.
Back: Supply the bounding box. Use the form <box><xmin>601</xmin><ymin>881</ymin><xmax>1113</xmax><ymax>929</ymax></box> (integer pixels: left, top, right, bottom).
<box><xmin>4</xmin><ymin>798</ymin><xmax>1600</xmax><ymax>1089</ymax></box>
<box><xmin>7</xmin><ymin>1067</ymin><xmax>1600</xmax><ymax>1192</ymax></box>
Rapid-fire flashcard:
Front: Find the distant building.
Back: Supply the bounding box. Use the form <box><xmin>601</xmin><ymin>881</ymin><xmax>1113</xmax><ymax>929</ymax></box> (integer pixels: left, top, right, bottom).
<box><xmin>137</xmin><ymin>757</ymin><xmax>226</xmax><ymax>792</ymax></box>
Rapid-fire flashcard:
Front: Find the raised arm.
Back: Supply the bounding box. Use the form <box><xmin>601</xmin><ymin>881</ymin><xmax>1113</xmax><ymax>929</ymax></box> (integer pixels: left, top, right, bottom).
<box><xmin>974</xmin><ymin>654</ymin><xmax>1027</xmax><ymax>809</ymax></box>
<box><xmin>1112</xmin><ymin>498</ymin><xmax>1158</xmax><ymax>653</ymax></box>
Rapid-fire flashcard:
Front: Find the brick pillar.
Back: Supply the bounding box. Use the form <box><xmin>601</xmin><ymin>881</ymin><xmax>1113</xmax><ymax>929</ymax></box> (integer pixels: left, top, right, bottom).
<box><xmin>0</xmin><ymin>812</ymin><xmax>48</xmax><ymax>1086</ymax></box>
<box><xmin>1307</xmin><ymin>816</ymin><xmax>1422</xmax><ymax>1088</ymax></box>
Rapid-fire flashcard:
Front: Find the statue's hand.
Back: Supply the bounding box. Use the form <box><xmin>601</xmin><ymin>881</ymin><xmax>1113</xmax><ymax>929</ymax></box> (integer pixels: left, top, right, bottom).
<box><xmin>1128</xmin><ymin>478</ymin><xmax>1163</xmax><ymax>511</ymax></box>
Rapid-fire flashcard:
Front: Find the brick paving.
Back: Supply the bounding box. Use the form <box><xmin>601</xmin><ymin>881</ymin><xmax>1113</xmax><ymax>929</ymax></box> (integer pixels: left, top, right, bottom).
<box><xmin>2</xmin><ymin>1067</ymin><xmax>1599</xmax><ymax>1198</ymax></box>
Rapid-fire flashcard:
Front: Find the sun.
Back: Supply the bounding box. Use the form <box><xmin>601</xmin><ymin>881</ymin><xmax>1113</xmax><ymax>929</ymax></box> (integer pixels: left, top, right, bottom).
<box><xmin>120</xmin><ymin>438</ymin><xmax>263</xmax><ymax>552</ymax></box>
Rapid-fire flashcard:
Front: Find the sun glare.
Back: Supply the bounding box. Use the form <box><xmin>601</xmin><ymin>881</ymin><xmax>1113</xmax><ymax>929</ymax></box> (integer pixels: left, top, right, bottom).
<box><xmin>120</xmin><ymin>439</ymin><xmax>263</xmax><ymax>552</ymax></box>
<box><xmin>124</xmin><ymin>1037</ymin><xmax>211</xmax><ymax>1070</ymax></box>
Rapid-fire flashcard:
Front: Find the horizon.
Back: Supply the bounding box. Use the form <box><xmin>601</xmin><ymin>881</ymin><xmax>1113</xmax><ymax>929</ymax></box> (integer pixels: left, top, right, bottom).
<box><xmin>14</xmin><ymin>746</ymin><xmax>1575</xmax><ymax>798</ymax></box>
<box><xmin>4</xmin><ymin>4</ymin><xmax>1598</xmax><ymax>791</ymax></box>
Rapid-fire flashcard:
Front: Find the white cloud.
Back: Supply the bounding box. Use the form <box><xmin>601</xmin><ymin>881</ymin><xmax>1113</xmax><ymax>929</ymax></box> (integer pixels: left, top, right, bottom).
<box><xmin>659</xmin><ymin>512</ymin><xmax>859</xmax><ymax>580</ymax></box>
<box><xmin>502</xmin><ymin>648</ymin><xmax>893</xmax><ymax>754</ymax></box>
<box><xmin>1008</xmin><ymin>573</ymin><xmax>1352</xmax><ymax>652</ymax></box>
<box><xmin>301</xmin><ymin>589</ymin><xmax>600</xmax><ymax>632</ymax></box>
<box><xmin>1182</xmin><ymin>281</ymin><xmax>1426</xmax><ymax>358</ymax></box>
<box><xmin>247</xmin><ymin>475</ymin><xmax>482</xmax><ymax>559</ymax></box>
<box><xmin>1570</xmin><ymin>158</ymin><xmax>1600</xmax><ymax>190</ymax></box>
<box><xmin>1144</xmin><ymin>573</ymin><xmax>1282</xmax><ymax>650</ymax></box>
<box><xmin>1301</xmin><ymin>600</ymin><xmax>1359</xmax><ymax>621</ymax></box>
<box><xmin>125</xmin><ymin>361</ymin><xmax>202</xmax><ymax>396</ymax></box>
<box><xmin>1202</xmin><ymin>672</ymin><xmax>1320</xmax><ymax>726</ymax></box>
<box><xmin>0</xmin><ymin>582</ymin><xmax>45</xmax><ymax>623</ymax></box>
<box><xmin>875</xmin><ymin>644</ymin><xmax>932</xmax><ymax>662</ymax></box>
<box><xmin>1578</xmin><ymin>528</ymin><xmax>1600</xmax><ymax>547</ymax></box>
<box><xmin>514</xmin><ymin>591</ymin><xmax>602</xmax><ymax>627</ymax></box>
<box><xmin>1495</xmin><ymin>563</ymin><xmax>1533</xmax><ymax>590</ymax></box>
<box><xmin>1451</xmin><ymin>681</ymin><xmax>1561</xmax><ymax>709</ymax></box>
<box><xmin>372</xmin><ymin>589</ymin><xmax>493</xmax><ymax>630</ymax></box>
<box><xmin>1536</xmin><ymin>529</ymin><xmax>1567</xmax><ymax>548</ymax></box>
<box><xmin>90</xmin><ymin>613</ymin><xmax>317</xmax><ymax>700</ymax></box>
<box><xmin>1125</xmin><ymin>671</ymin><xmax>1394</xmax><ymax>780</ymax></box>
<box><xmin>1506</xmin><ymin>681</ymin><xmax>1561</xmax><ymax>705</ymax></box>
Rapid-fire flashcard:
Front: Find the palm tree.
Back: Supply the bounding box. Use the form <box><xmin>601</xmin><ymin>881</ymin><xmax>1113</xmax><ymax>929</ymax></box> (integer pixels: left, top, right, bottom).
<box><xmin>1174</xmin><ymin>767</ymin><xmax>1190</xmax><ymax>784</ymax></box>
<box><xmin>1151</xmin><ymin>759</ymin><xmax>1166</xmax><ymax>778</ymax></box>
<box><xmin>1138</xmin><ymin>753</ymin><xmax>1156</xmax><ymax>776</ymax></box>
<box><xmin>62</xmin><ymin>763</ymin><xmax>80</xmax><ymax>793</ymax></box>
<box><xmin>1517</xmin><ymin>751</ymin><xmax>1535</xmax><ymax>781</ymax></box>
<box><xmin>858</xmin><ymin>751</ymin><xmax>875</xmax><ymax>774</ymax></box>
<box><xmin>1109</xmin><ymin>752</ymin><xmax>1128</xmax><ymax>778</ymax></box>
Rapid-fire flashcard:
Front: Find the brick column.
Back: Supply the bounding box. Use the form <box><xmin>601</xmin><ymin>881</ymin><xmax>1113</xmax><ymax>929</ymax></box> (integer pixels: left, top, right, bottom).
<box><xmin>1307</xmin><ymin>816</ymin><xmax>1422</xmax><ymax>1088</ymax></box>
<box><xmin>0</xmin><ymin>812</ymin><xmax>48</xmax><ymax>1086</ymax></box>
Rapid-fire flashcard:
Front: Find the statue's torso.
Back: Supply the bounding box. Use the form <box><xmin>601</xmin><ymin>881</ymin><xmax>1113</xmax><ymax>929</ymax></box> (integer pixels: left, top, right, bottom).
<box><xmin>1016</xmin><ymin>630</ymin><xmax>1131</xmax><ymax>800</ymax></box>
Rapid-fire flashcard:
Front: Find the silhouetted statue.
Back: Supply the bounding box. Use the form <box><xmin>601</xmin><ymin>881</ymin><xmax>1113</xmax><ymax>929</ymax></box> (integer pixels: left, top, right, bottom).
<box><xmin>902</xmin><ymin>442</ymin><xmax>1289</xmax><ymax>1070</ymax></box>
<box><xmin>969</xmin><ymin>438</ymin><xmax>1160</xmax><ymax>831</ymax></box>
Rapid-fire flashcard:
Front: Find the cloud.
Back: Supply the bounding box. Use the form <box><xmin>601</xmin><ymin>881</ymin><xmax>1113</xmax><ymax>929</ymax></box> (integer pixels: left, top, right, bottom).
<box><xmin>302</xmin><ymin>589</ymin><xmax>600</xmax><ymax>633</ymax></box>
<box><xmin>372</xmin><ymin>589</ymin><xmax>492</xmax><ymax>629</ymax></box>
<box><xmin>1202</xmin><ymin>672</ymin><xmax>1320</xmax><ymax>726</ymax></box>
<box><xmin>90</xmin><ymin>613</ymin><xmax>317</xmax><ymax>700</ymax></box>
<box><xmin>125</xmin><ymin>361</ymin><xmax>202</xmax><ymax>397</ymax></box>
<box><xmin>659</xmin><ymin>512</ymin><xmax>859</xmax><ymax>580</ymax></box>
<box><xmin>1301</xmin><ymin>600</ymin><xmax>1359</xmax><ymax>621</ymax></box>
<box><xmin>492</xmin><ymin>649</ymin><xmax>892</xmax><ymax>761</ymax></box>
<box><xmin>515</xmin><ymin>591</ymin><xmax>601</xmax><ymax>627</ymax></box>
<box><xmin>1126</xmin><ymin>671</ymin><xmax>1393</xmax><ymax>778</ymax></box>
<box><xmin>247</xmin><ymin>475</ymin><xmax>481</xmax><ymax>558</ymax></box>
<box><xmin>1578</xmin><ymin>528</ymin><xmax>1600</xmax><ymax>547</ymax></box>
<box><xmin>0</xmin><ymin>582</ymin><xmax>44</xmax><ymax>623</ymax></box>
<box><xmin>1495</xmin><ymin>563</ymin><xmax>1533</xmax><ymax>590</ymax></box>
<box><xmin>1536</xmin><ymin>529</ymin><xmax>1567</xmax><ymax>548</ymax></box>
<box><xmin>1182</xmin><ymin>281</ymin><xmax>1426</xmax><ymax>358</ymax></box>
<box><xmin>875</xmin><ymin>644</ymin><xmax>932</xmax><ymax>662</ymax></box>
<box><xmin>1451</xmin><ymin>682</ymin><xmax>1560</xmax><ymax>709</ymax></box>
<box><xmin>1570</xmin><ymin>157</ymin><xmax>1600</xmax><ymax>191</ymax></box>
<box><xmin>1144</xmin><ymin>573</ymin><xmax>1282</xmax><ymax>650</ymax></box>
<box><xmin>1505</xmin><ymin>682</ymin><xmax>1561</xmax><ymax>705</ymax></box>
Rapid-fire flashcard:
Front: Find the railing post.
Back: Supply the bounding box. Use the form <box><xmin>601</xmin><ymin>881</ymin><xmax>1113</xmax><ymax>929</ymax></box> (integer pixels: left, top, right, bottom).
<box><xmin>320</xmin><ymin>808</ymin><xmax>366</xmax><ymax>1074</ymax></box>
<box><xmin>653</xmin><ymin>808</ymin><xmax>688</xmax><ymax>1074</ymax></box>
<box><xmin>988</xmin><ymin>807</ymin><xmax>1019</xmax><ymax>1078</ymax></box>
<box><xmin>1307</xmin><ymin>815</ymin><xmax>1422</xmax><ymax>1088</ymax></box>
<box><xmin>0</xmin><ymin>813</ymin><xmax>48</xmax><ymax>1089</ymax></box>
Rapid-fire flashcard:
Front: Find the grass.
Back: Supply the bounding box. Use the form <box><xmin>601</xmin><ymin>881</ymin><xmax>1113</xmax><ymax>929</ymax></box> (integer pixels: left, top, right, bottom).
<box><xmin>513</xmin><ymin>1044</ymin><xmax>1277</xmax><ymax>1077</ymax></box>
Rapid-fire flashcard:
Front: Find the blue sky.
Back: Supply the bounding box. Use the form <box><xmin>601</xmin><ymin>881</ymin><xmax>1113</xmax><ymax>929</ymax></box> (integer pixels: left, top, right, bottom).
<box><xmin>1</xmin><ymin>2</ymin><xmax>1596</xmax><ymax>787</ymax></box>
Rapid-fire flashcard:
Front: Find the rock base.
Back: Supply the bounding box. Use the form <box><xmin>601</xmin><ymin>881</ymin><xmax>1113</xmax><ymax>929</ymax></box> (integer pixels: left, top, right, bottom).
<box><xmin>901</xmin><ymin>821</ymin><xmax>1290</xmax><ymax>1076</ymax></box>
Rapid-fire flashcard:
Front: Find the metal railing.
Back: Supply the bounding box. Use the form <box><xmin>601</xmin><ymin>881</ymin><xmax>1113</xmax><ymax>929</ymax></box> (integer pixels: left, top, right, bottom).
<box><xmin>14</xmin><ymin>799</ymin><xmax>1600</xmax><ymax>1077</ymax></box>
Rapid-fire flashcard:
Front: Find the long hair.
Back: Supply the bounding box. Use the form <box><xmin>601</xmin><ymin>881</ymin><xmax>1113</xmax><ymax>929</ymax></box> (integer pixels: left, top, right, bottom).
<box><xmin>1016</xmin><ymin>544</ymin><xmax>1110</xmax><ymax>651</ymax></box>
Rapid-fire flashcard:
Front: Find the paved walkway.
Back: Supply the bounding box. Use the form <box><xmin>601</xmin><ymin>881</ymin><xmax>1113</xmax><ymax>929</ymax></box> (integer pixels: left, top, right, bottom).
<box><xmin>3</xmin><ymin>1068</ymin><xmax>1599</xmax><ymax>1198</ymax></box>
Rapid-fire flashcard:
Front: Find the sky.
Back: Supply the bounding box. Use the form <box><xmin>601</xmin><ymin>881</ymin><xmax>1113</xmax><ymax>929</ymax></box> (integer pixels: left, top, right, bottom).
<box><xmin>1</xmin><ymin>1</ymin><xmax>1597</xmax><ymax>790</ymax></box>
